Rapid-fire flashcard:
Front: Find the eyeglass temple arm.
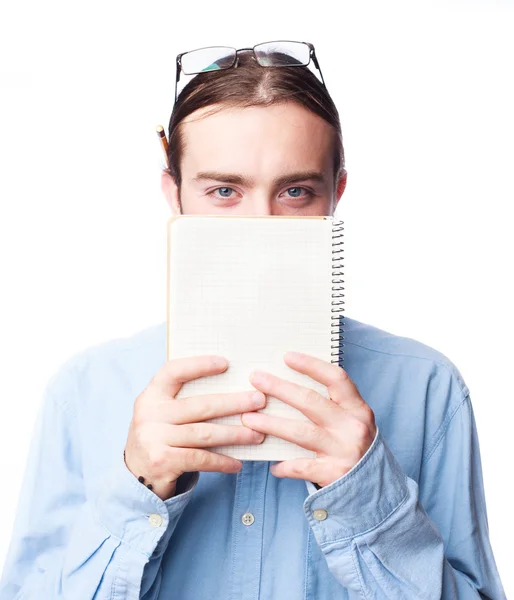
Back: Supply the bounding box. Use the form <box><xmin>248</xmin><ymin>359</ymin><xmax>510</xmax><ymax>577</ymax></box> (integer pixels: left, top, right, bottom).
<box><xmin>310</xmin><ymin>49</ymin><xmax>326</xmax><ymax>88</ymax></box>
<box><xmin>175</xmin><ymin>55</ymin><xmax>182</xmax><ymax>102</ymax></box>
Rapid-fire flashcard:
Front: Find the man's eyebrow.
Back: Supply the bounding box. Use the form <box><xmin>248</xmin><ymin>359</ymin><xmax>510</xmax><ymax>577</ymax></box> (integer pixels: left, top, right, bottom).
<box><xmin>274</xmin><ymin>171</ymin><xmax>327</xmax><ymax>187</ymax></box>
<box><xmin>191</xmin><ymin>171</ymin><xmax>327</xmax><ymax>187</ymax></box>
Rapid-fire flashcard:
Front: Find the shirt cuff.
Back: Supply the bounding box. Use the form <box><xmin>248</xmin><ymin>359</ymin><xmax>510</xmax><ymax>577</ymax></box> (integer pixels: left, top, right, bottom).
<box><xmin>93</xmin><ymin>452</ymin><xmax>198</xmax><ymax>557</ymax></box>
<box><xmin>303</xmin><ymin>428</ymin><xmax>408</xmax><ymax>546</ymax></box>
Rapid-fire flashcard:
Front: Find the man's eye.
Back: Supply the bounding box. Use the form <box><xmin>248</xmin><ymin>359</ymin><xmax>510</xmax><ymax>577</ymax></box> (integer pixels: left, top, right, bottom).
<box><xmin>284</xmin><ymin>187</ymin><xmax>312</xmax><ymax>199</ymax></box>
<box><xmin>208</xmin><ymin>187</ymin><xmax>234</xmax><ymax>198</ymax></box>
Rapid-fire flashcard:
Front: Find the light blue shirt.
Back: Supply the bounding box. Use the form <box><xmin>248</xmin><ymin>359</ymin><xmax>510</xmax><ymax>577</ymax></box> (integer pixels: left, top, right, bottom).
<box><xmin>0</xmin><ymin>317</ymin><xmax>506</xmax><ymax>599</ymax></box>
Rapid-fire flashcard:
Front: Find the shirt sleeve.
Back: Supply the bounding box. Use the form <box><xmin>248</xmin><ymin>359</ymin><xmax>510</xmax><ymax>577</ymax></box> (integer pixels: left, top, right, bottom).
<box><xmin>0</xmin><ymin>366</ymin><xmax>199</xmax><ymax>600</ymax></box>
<box><xmin>302</xmin><ymin>396</ymin><xmax>506</xmax><ymax>599</ymax></box>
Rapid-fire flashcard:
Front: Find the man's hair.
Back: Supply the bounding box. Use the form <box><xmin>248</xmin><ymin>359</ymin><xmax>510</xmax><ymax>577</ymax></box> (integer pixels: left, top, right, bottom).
<box><xmin>165</xmin><ymin>50</ymin><xmax>345</xmax><ymax>189</ymax></box>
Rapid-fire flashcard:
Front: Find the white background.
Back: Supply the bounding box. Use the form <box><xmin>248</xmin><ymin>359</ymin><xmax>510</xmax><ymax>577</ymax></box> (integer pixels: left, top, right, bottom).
<box><xmin>1</xmin><ymin>0</ymin><xmax>512</xmax><ymax>595</ymax></box>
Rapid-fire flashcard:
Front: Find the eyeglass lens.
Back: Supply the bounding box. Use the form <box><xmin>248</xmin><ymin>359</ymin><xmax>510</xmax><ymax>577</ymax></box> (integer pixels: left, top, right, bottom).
<box><xmin>181</xmin><ymin>41</ymin><xmax>311</xmax><ymax>76</ymax></box>
<box><xmin>181</xmin><ymin>46</ymin><xmax>237</xmax><ymax>75</ymax></box>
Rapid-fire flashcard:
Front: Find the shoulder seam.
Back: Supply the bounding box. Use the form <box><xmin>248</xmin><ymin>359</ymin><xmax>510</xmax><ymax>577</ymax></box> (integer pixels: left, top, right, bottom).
<box><xmin>422</xmin><ymin>394</ymin><xmax>470</xmax><ymax>465</ymax></box>
<box><xmin>345</xmin><ymin>339</ymin><xmax>453</xmax><ymax>367</ymax></box>
<box><xmin>344</xmin><ymin>340</ymin><xmax>470</xmax><ymax>397</ymax></box>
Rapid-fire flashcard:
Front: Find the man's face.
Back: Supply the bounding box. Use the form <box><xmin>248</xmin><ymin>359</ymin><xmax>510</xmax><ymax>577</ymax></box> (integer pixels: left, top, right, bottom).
<box><xmin>161</xmin><ymin>101</ymin><xmax>346</xmax><ymax>216</ymax></box>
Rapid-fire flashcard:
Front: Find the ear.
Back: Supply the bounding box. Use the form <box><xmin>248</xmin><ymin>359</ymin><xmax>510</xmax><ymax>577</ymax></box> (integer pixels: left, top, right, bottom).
<box><xmin>333</xmin><ymin>168</ymin><xmax>347</xmax><ymax>211</ymax></box>
<box><xmin>161</xmin><ymin>171</ymin><xmax>182</xmax><ymax>215</ymax></box>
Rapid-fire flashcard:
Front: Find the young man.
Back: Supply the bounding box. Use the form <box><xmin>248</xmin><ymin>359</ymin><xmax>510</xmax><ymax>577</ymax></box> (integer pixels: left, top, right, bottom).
<box><xmin>0</xmin><ymin>42</ymin><xmax>506</xmax><ymax>599</ymax></box>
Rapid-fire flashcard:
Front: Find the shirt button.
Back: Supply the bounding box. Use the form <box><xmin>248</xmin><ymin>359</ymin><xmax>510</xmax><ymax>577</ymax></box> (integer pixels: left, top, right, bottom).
<box><xmin>241</xmin><ymin>512</ymin><xmax>255</xmax><ymax>526</ymax></box>
<box><xmin>313</xmin><ymin>509</ymin><xmax>328</xmax><ymax>521</ymax></box>
<box><xmin>148</xmin><ymin>513</ymin><xmax>163</xmax><ymax>528</ymax></box>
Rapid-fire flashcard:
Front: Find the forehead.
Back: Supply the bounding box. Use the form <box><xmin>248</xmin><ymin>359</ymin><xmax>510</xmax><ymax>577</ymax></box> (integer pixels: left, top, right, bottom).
<box><xmin>179</xmin><ymin>102</ymin><xmax>335</xmax><ymax>177</ymax></box>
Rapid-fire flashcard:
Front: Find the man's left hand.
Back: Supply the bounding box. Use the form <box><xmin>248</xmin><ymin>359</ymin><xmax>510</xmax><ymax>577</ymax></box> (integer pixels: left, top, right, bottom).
<box><xmin>241</xmin><ymin>351</ymin><xmax>377</xmax><ymax>488</ymax></box>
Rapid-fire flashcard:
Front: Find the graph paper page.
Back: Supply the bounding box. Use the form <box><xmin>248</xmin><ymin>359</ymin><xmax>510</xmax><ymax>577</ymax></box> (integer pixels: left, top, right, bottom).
<box><xmin>167</xmin><ymin>216</ymin><xmax>334</xmax><ymax>460</ymax></box>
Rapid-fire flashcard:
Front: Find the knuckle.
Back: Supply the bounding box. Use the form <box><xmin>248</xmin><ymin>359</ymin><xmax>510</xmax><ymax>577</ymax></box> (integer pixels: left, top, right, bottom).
<box><xmin>291</xmin><ymin>462</ymin><xmax>304</xmax><ymax>475</ymax></box>
<box><xmin>306</xmin><ymin>388</ymin><xmax>322</xmax><ymax>406</ymax></box>
<box><xmin>194</xmin><ymin>424</ymin><xmax>213</xmax><ymax>445</ymax></box>
<box><xmin>353</xmin><ymin>418</ymin><xmax>372</xmax><ymax>441</ymax></box>
<box><xmin>190</xmin><ymin>449</ymin><xmax>209</xmax><ymax>469</ymax></box>
<box><xmin>360</xmin><ymin>403</ymin><xmax>375</xmax><ymax>425</ymax></box>
<box><xmin>147</xmin><ymin>447</ymin><xmax>167</xmax><ymax>471</ymax></box>
<box><xmin>195</xmin><ymin>397</ymin><xmax>216</xmax><ymax>420</ymax></box>
<box><xmin>333</xmin><ymin>368</ymin><xmax>349</xmax><ymax>385</ymax></box>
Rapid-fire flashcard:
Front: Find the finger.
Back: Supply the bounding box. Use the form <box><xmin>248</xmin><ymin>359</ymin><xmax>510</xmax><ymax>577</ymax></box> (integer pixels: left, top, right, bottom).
<box><xmin>249</xmin><ymin>371</ymin><xmax>340</xmax><ymax>427</ymax></box>
<box><xmin>162</xmin><ymin>422</ymin><xmax>265</xmax><ymax>448</ymax></box>
<box><xmin>166</xmin><ymin>446</ymin><xmax>243</xmax><ymax>474</ymax></box>
<box><xmin>283</xmin><ymin>351</ymin><xmax>364</xmax><ymax>408</ymax></box>
<box><xmin>270</xmin><ymin>458</ymin><xmax>338</xmax><ymax>487</ymax></box>
<box><xmin>155</xmin><ymin>390</ymin><xmax>267</xmax><ymax>424</ymax></box>
<box><xmin>149</xmin><ymin>355</ymin><xmax>229</xmax><ymax>398</ymax></box>
<box><xmin>240</xmin><ymin>412</ymin><xmax>332</xmax><ymax>453</ymax></box>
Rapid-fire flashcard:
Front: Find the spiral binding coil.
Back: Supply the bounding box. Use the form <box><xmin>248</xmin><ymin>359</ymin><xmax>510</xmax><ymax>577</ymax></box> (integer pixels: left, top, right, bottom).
<box><xmin>331</xmin><ymin>219</ymin><xmax>345</xmax><ymax>368</ymax></box>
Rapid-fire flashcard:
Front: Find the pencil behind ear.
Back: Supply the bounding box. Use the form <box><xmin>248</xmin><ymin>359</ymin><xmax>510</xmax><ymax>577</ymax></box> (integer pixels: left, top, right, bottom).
<box><xmin>155</xmin><ymin>125</ymin><xmax>170</xmax><ymax>169</ymax></box>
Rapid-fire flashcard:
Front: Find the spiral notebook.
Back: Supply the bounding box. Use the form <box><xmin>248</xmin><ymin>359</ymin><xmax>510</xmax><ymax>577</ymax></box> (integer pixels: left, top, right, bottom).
<box><xmin>166</xmin><ymin>215</ymin><xmax>345</xmax><ymax>461</ymax></box>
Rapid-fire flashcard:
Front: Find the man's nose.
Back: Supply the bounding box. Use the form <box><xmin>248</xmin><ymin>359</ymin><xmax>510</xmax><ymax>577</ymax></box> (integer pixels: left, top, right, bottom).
<box><xmin>247</xmin><ymin>194</ymin><xmax>276</xmax><ymax>216</ymax></box>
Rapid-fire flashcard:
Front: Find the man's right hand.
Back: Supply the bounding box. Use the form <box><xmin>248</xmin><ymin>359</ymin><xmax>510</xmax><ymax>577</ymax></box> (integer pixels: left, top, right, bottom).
<box><xmin>124</xmin><ymin>355</ymin><xmax>266</xmax><ymax>501</ymax></box>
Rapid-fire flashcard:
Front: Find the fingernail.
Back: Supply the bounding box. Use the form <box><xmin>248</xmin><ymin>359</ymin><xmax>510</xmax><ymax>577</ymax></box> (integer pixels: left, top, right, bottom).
<box><xmin>241</xmin><ymin>412</ymin><xmax>256</xmax><ymax>427</ymax></box>
<box><xmin>252</xmin><ymin>391</ymin><xmax>266</xmax><ymax>407</ymax></box>
<box><xmin>212</xmin><ymin>356</ymin><xmax>228</xmax><ymax>368</ymax></box>
<box><xmin>250</xmin><ymin>370</ymin><xmax>265</xmax><ymax>384</ymax></box>
<box><xmin>253</xmin><ymin>431</ymin><xmax>265</xmax><ymax>443</ymax></box>
<box><xmin>241</xmin><ymin>412</ymin><xmax>250</xmax><ymax>425</ymax></box>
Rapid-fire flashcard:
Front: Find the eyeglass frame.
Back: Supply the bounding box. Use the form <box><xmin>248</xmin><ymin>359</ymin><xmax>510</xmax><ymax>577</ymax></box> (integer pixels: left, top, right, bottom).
<box><xmin>174</xmin><ymin>40</ymin><xmax>327</xmax><ymax>103</ymax></box>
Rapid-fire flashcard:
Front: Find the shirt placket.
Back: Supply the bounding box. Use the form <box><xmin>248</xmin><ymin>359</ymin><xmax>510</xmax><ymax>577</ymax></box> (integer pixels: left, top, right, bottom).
<box><xmin>230</xmin><ymin>460</ymin><xmax>269</xmax><ymax>600</ymax></box>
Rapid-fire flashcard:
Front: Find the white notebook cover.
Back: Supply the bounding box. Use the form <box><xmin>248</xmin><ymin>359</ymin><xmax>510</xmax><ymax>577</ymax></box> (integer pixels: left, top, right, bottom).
<box><xmin>166</xmin><ymin>215</ymin><xmax>336</xmax><ymax>461</ymax></box>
